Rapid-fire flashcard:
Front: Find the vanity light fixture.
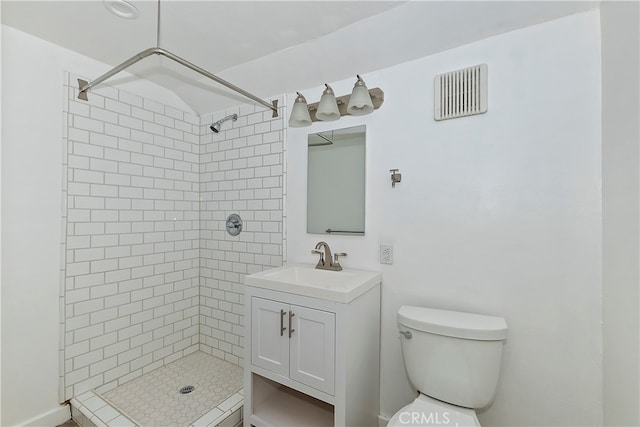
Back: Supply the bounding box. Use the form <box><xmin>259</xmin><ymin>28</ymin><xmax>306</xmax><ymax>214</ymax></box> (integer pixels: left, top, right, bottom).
<box><xmin>289</xmin><ymin>75</ymin><xmax>384</xmax><ymax>127</ymax></box>
<box><xmin>347</xmin><ymin>75</ymin><xmax>374</xmax><ymax>116</ymax></box>
<box><xmin>315</xmin><ymin>84</ymin><xmax>340</xmax><ymax>121</ymax></box>
<box><xmin>289</xmin><ymin>92</ymin><xmax>313</xmax><ymax>127</ymax></box>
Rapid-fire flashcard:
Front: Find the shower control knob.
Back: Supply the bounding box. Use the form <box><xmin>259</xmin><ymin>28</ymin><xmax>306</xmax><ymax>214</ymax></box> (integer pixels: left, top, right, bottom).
<box><xmin>226</xmin><ymin>213</ymin><xmax>243</xmax><ymax>236</ymax></box>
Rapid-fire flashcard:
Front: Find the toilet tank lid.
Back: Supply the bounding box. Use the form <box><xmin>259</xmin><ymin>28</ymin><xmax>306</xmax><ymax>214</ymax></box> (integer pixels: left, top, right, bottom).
<box><xmin>398</xmin><ymin>306</ymin><xmax>507</xmax><ymax>341</ymax></box>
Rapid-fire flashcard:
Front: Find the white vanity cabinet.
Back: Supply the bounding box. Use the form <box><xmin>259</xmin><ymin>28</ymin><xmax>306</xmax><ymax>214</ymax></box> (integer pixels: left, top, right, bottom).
<box><xmin>251</xmin><ymin>297</ymin><xmax>336</xmax><ymax>395</ymax></box>
<box><xmin>244</xmin><ymin>265</ymin><xmax>381</xmax><ymax>427</ymax></box>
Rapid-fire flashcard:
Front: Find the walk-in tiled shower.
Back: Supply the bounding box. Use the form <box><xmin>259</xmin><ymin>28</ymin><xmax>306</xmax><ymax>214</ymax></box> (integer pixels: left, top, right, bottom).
<box><xmin>60</xmin><ymin>72</ymin><xmax>284</xmax><ymax>423</ymax></box>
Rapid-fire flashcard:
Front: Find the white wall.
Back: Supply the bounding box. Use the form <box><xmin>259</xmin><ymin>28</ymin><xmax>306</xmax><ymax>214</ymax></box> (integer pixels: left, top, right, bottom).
<box><xmin>601</xmin><ymin>2</ymin><xmax>640</xmax><ymax>426</ymax></box>
<box><xmin>287</xmin><ymin>11</ymin><xmax>603</xmax><ymax>426</ymax></box>
<box><xmin>1</xmin><ymin>25</ymin><xmax>192</xmax><ymax>426</ymax></box>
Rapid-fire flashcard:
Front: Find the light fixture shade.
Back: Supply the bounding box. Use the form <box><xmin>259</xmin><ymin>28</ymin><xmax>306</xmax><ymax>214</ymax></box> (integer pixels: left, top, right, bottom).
<box><xmin>347</xmin><ymin>75</ymin><xmax>374</xmax><ymax>116</ymax></box>
<box><xmin>289</xmin><ymin>92</ymin><xmax>312</xmax><ymax>127</ymax></box>
<box><xmin>315</xmin><ymin>84</ymin><xmax>340</xmax><ymax>121</ymax></box>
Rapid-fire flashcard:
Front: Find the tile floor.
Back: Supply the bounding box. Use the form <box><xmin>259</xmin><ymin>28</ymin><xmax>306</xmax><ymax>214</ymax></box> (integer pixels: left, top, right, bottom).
<box><xmin>71</xmin><ymin>351</ymin><xmax>244</xmax><ymax>427</ymax></box>
<box><xmin>104</xmin><ymin>351</ymin><xmax>243</xmax><ymax>426</ymax></box>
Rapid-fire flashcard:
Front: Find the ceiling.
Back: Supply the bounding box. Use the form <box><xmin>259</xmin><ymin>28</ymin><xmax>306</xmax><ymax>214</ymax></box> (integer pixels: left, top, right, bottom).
<box><xmin>2</xmin><ymin>1</ymin><xmax>599</xmax><ymax>115</ymax></box>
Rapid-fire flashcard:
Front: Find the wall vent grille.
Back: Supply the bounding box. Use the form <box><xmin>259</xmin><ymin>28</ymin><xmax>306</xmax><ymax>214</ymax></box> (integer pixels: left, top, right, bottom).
<box><xmin>434</xmin><ymin>64</ymin><xmax>488</xmax><ymax>121</ymax></box>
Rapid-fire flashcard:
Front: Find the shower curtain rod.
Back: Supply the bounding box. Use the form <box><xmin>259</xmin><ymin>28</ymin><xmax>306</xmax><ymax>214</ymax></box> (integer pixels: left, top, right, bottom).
<box><xmin>77</xmin><ymin>47</ymin><xmax>279</xmax><ymax>117</ymax></box>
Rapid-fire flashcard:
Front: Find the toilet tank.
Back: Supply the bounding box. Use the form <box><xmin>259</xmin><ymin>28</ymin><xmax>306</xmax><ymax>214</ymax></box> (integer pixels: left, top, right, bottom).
<box><xmin>398</xmin><ymin>306</ymin><xmax>507</xmax><ymax>409</ymax></box>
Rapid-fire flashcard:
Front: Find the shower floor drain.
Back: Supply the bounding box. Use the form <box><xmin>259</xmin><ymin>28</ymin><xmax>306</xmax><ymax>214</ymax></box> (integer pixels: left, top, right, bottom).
<box><xmin>179</xmin><ymin>385</ymin><xmax>195</xmax><ymax>394</ymax></box>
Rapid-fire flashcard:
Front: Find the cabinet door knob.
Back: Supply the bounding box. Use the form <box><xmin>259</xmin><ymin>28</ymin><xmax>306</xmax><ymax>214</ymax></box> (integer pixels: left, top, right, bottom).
<box><xmin>289</xmin><ymin>311</ymin><xmax>295</xmax><ymax>338</ymax></box>
<box><xmin>280</xmin><ymin>309</ymin><xmax>287</xmax><ymax>336</ymax></box>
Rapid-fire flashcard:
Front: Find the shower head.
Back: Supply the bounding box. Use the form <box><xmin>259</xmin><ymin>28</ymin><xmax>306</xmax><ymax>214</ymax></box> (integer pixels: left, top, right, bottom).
<box><xmin>210</xmin><ymin>114</ymin><xmax>238</xmax><ymax>133</ymax></box>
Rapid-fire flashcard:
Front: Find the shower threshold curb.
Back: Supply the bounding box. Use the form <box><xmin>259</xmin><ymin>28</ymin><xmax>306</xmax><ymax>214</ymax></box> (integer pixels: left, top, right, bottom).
<box><xmin>71</xmin><ymin>391</ymin><xmax>137</xmax><ymax>427</ymax></box>
<box><xmin>71</xmin><ymin>388</ymin><xmax>244</xmax><ymax>427</ymax></box>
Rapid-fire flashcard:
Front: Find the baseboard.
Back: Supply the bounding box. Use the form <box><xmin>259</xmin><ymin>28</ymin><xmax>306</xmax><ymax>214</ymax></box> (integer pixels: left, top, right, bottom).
<box><xmin>378</xmin><ymin>413</ymin><xmax>390</xmax><ymax>427</ymax></box>
<box><xmin>22</xmin><ymin>404</ymin><xmax>70</xmax><ymax>427</ymax></box>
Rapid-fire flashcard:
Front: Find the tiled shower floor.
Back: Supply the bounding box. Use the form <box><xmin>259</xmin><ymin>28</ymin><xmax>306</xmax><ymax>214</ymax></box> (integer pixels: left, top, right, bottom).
<box><xmin>71</xmin><ymin>351</ymin><xmax>244</xmax><ymax>427</ymax></box>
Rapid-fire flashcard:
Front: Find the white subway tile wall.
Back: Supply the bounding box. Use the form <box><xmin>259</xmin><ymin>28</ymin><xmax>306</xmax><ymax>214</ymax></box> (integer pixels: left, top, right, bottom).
<box><xmin>61</xmin><ymin>73</ymin><xmax>284</xmax><ymax>399</ymax></box>
<box><xmin>199</xmin><ymin>104</ymin><xmax>284</xmax><ymax>365</ymax></box>
<box><xmin>62</xmin><ymin>74</ymin><xmax>200</xmax><ymax>399</ymax></box>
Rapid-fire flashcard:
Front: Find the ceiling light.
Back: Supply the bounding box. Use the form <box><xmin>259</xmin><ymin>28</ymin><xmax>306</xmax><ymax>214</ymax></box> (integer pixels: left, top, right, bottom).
<box><xmin>347</xmin><ymin>75</ymin><xmax>374</xmax><ymax>116</ymax></box>
<box><xmin>104</xmin><ymin>0</ymin><xmax>139</xmax><ymax>19</ymax></box>
<box><xmin>289</xmin><ymin>92</ymin><xmax>312</xmax><ymax>127</ymax></box>
<box><xmin>315</xmin><ymin>84</ymin><xmax>340</xmax><ymax>121</ymax></box>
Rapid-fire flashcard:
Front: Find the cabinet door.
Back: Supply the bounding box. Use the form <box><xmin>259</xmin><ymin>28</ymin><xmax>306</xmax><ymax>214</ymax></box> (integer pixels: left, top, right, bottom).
<box><xmin>251</xmin><ymin>297</ymin><xmax>289</xmax><ymax>376</ymax></box>
<box><xmin>289</xmin><ymin>304</ymin><xmax>336</xmax><ymax>395</ymax></box>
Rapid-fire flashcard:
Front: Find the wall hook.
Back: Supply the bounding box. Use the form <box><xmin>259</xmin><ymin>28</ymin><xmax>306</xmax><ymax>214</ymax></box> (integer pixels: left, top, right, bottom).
<box><xmin>390</xmin><ymin>169</ymin><xmax>402</xmax><ymax>188</ymax></box>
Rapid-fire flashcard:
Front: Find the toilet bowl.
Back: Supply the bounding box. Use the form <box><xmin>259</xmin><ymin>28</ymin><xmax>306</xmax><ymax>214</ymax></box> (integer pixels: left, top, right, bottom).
<box><xmin>388</xmin><ymin>306</ymin><xmax>507</xmax><ymax>427</ymax></box>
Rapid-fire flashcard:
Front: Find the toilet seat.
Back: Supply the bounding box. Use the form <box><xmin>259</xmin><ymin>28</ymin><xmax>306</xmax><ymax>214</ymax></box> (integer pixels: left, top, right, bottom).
<box><xmin>388</xmin><ymin>394</ymin><xmax>481</xmax><ymax>426</ymax></box>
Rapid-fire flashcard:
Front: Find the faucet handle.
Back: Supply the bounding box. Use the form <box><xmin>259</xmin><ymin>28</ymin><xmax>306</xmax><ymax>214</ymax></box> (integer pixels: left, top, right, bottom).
<box><xmin>311</xmin><ymin>249</ymin><xmax>325</xmax><ymax>264</ymax></box>
<box><xmin>334</xmin><ymin>252</ymin><xmax>347</xmax><ymax>265</ymax></box>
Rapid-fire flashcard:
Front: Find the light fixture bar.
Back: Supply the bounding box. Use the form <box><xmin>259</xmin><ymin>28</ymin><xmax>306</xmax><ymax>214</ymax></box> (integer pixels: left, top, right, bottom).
<box><xmin>306</xmin><ymin>87</ymin><xmax>384</xmax><ymax>122</ymax></box>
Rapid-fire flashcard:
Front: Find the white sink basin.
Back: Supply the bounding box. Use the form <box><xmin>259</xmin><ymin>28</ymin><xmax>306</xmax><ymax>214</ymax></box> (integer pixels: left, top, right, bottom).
<box><xmin>244</xmin><ymin>264</ymin><xmax>381</xmax><ymax>303</ymax></box>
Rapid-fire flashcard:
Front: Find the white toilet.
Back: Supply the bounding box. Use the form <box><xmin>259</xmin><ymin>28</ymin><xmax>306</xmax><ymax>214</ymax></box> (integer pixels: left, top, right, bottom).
<box><xmin>388</xmin><ymin>306</ymin><xmax>508</xmax><ymax>426</ymax></box>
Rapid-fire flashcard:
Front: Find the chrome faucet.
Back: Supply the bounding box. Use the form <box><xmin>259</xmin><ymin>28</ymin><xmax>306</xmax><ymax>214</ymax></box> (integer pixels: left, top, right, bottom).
<box><xmin>311</xmin><ymin>241</ymin><xmax>347</xmax><ymax>271</ymax></box>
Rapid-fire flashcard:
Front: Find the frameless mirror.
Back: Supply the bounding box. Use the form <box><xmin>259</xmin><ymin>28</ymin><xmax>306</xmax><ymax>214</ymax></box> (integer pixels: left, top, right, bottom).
<box><xmin>307</xmin><ymin>125</ymin><xmax>365</xmax><ymax>235</ymax></box>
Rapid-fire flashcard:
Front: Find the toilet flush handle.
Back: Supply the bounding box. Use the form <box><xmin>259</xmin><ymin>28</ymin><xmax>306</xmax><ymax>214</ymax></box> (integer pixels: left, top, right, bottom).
<box><xmin>399</xmin><ymin>330</ymin><xmax>412</xmax><ymax>339</ymax></box>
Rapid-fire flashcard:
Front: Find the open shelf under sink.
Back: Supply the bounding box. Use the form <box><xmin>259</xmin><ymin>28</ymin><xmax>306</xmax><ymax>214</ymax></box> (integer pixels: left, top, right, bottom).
<box><xmin>250</xmin><ymin>373</ymin><xmax>334</xmax><ymax>427</ymax></box>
